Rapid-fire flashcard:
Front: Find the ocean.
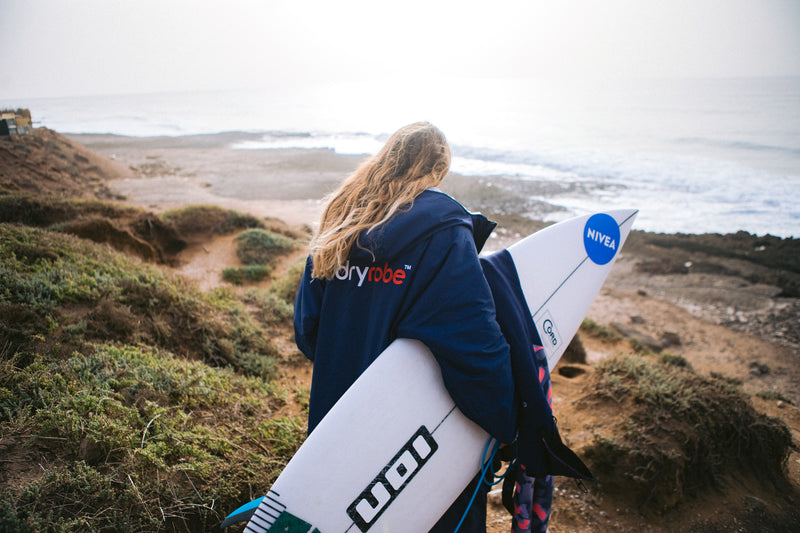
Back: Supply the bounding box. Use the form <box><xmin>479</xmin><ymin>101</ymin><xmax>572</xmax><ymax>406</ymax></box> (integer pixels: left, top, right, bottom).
<box><xmin>3</xmin><ymin>76</ymin><xmax>798</xmax><ymax>238</ymax></box>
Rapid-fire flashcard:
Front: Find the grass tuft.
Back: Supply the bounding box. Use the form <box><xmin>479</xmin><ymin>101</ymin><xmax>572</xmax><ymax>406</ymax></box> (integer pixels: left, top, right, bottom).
<box><xmin>234</xmin><ymin>229</ymin><xmax>296</xmax><ymax>266</ymax></box>
<box><xmin>756</xmin><ymin>390</ymin><xmax>794</xmax><ymax>404</ymax></box>
<box><xmin>161</xmin><ymin>205</ymin><xmax>264</xmax><ymax>237</ymax></box>
<box><xmin>268</xmin><ymin>257</ymin><xmax>307</xmax><ymax>304</ymax></box>
<box><xmin>222</xmin><ymin>265</ymin><xmax>273</xmax><ymax>285</ymax></box>
<box><xmin>658</xmin><ymin>352</ymin><xmax>691</xmax><ymax>368</ymax></box>
<box><xmin>582</xmin><ymin>354</ymin><xmax>793</xmax><ymax>513</ymax></box>
<box><xmin>580</xmin><ymin>318</ymin><xmax>623</xmax><ymax>342</ymax></box>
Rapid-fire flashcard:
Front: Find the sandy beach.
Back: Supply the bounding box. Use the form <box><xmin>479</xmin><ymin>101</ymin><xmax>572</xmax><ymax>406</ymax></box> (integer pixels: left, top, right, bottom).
<box><xmin>67</xmin><ymin>132</ymin><xmax>366</xmax><ymax>227</ymax></box>
<box><xmin>66</xmin><ymin>132</ymin><xmax>577</xmax><ymax>237</ymax></box>
<box><xmin>5</xmin><ymin>129</ymin><xmax>792</xmax><ymax>530</ymax></box>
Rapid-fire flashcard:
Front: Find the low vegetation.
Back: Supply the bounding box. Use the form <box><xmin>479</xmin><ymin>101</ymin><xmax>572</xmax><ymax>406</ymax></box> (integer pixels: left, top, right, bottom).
<box><xmin>578</xmin><ymin>353</ymin><xmax>793</xmax><ymax>514</ymax></box>
<box><xmin>267</xmin><ymin>258</ymin><xmax>307</xmax><ymax>304</ymax></box>
<box><xmin>0</xmin><ymin>223</ymin><xmax>287</xmax><ymax>375</ymax></box>
<box><xmin>0</xmin><ymin>193</ymin><xmax>186</xmax><ymax>264</ymax></box>
<box><xmin>579</xmin><ymin>318</ymin><xmax>623</xmax><ymax>343</ymax></box>
<box><xmin>220</xmin><ymin>228</ymin><xmax>299</xmax><ymax>286</ymax></box>
<box><xmin>234</xmin><ymin>229</ymin><xmax>296</xmax><ymax>266</ymax></box>
<box><xmin>222</xmin><ymin>264</ymin><xmax>273</xmax><ymax>285</ymax></box>
<box><xmin>0</xmin><ymin>343</ymin><xmax>298</xmax><ymax>532</ymax></box>
<box><xmin>161</xmin><ymin>205</ymin><xmax>264</xmax><ymax>238</ymax></box>
<box><xmin>0</xmin><ymin>197</ymin><xmax>306</xmax><ymax>531</ymax></box>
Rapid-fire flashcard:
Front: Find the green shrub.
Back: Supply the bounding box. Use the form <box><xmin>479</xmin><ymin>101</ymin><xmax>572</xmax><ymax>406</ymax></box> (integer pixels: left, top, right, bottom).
<box><xmin>583</xmin><ymin>354</ymin><xmax>792</xmax><ymax>513</ymax></box>
<box><xmin>0</xmin><ymin>193</ymin><xmax>136</xmax><ymax>227</ymax></box>
<box><xmin>161</xmin><ymin>205</ymin><xmax>263</xmax><ymax>236</ymax></box>
<box><xmin>222</xmin><ymin>265</ymin><xmax>272</xmax><ymax>285</ymax></box>
<box><xmin>0</xmin><ymin>212</ymin><xmax>309</xmax><ymax>531</ymax></box>
<box><xmin>579</xmin><ymin>318</ymin><xmax>623</xmax><ymax>342</ymax></box>
<box><xmin>659</xmin><ymin>352</ymin><xmax>691</xmax><ymax>368</ymax></box>
<box><xmin>0</xmin><ymin>344</ymin><xmax>298</xmax><ymax>532</ymax></box>
<box><xmin>0</xmin><ymin>223</ymin><xmax>279</xmax><ymax>375</ymax></box>
<box><xmin>234</xmin><ymin>229</ymin><xmax>295</xmax><ymax>266</ymax></box>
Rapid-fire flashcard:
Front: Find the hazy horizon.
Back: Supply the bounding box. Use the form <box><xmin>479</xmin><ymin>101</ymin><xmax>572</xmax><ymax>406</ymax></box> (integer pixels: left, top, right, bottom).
<box><xmin>2</xmin><ymin>0</ymin><xmax>799</xmax><ymax>100</ymax></box>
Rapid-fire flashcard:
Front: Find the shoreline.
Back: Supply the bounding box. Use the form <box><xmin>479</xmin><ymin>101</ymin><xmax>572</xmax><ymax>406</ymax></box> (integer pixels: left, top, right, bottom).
<box><xmin>67</xmin><ymin>132</ymin><xmax>555</xmax><ymax>228</ymax></box>
<box><xmin>67</xmin><ymin>132</ymin><xmax>799</xmax><ymax>240</ymax></box>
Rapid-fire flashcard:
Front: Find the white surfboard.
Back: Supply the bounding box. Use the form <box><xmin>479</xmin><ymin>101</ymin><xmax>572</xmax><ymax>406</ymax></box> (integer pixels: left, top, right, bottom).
<box><xmin>223</xmin><ymin>209</ymin><xmax>638</xmax><ymax>532</ymax></box>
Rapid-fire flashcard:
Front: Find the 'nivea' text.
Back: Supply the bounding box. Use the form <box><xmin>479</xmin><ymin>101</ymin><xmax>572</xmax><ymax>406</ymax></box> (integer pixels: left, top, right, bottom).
<box><xmin>585</xmin><ymin>228</ymin><xmax>616</xmax><ymax>250</ymax></box>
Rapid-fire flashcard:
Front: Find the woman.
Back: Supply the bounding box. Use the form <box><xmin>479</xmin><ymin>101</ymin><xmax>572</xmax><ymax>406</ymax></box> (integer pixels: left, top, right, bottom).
<box><xmin>294</xmin><ymin>122</ymin><xmax>515</xmax><ymax>531</ymax></box>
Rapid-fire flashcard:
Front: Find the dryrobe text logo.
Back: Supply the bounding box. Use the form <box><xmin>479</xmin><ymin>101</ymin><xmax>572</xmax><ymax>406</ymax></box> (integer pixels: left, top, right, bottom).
<box><xmin>335</xmin><ymin>260</ymin><xmax>410</xmax><ymax>287</ymax></box>
<box><xmin>583</xmin><ymin>213</ymin><xmax>620</xmax><ymax>265</ymax></box>
<box><xmin>347</xmin><ymin>426</ymin><xmax>437</xmax><ymax>532</ymax></box>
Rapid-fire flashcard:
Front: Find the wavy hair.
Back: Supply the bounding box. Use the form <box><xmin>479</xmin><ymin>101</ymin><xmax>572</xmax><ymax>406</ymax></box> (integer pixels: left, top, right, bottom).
<box><xmin>310</xmin><ymin>122</ymin><xmax>451</xmax><ymax>279</ymax></box>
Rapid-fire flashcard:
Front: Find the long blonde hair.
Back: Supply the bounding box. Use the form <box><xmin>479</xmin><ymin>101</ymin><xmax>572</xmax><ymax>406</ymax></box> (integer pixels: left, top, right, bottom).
<box><xmin>310</xmin><ymin>122</ymin><xmax>451</xmax><ymax>279</ymax></box>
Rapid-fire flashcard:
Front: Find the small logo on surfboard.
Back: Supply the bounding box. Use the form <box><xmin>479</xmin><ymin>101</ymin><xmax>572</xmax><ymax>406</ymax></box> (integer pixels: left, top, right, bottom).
<box><xmin>347</xmin><ymin>426</ymin><xmax>438</xmax><ymax>531</ymax></box>
<box><xmin>538</xmin><ymin>311</ymin><xmax>561</xmax><ymax>349</ymax></box>
<box><xmin>583</xmin><ymin>213</ymin><xmax>620</xmax><ymax>265</ymax></box>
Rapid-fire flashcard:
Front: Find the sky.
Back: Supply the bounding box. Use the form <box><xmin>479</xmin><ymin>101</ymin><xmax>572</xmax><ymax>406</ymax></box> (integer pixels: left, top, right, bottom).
<box><xmin>1</xmin><ymin>0</ymin><xmax>800</xmax><ymax>99</ymax></box>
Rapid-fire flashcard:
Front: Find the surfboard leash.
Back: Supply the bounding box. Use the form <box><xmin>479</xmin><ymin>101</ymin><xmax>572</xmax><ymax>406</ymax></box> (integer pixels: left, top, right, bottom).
<box><xmin>452</xmin><ymin>437</ymin><xmax>515</xmax><ymax>533</ymax></box>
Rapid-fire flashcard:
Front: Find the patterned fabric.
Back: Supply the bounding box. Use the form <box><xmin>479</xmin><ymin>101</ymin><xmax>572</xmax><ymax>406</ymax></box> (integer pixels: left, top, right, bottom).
<box><xmin>510</xmin><ymin>340</ymin><xmax>555</xmax><ymax>533</ymax></box>
<box><xmin>511</xmin><ymin>466</ymin><xmax>554</xmax><ymax>533</ymax></box>
<box><xmin>511</xmin><ymin>344</ymin><xmax>554</xmax><ymax>533</ymax></box>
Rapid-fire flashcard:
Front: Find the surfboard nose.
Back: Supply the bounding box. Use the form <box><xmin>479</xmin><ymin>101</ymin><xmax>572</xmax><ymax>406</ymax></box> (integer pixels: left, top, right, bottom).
<box><xmin>507</xmin><ymin>208</ymin><xmax>638</xmax><ymax>371</ymax></box>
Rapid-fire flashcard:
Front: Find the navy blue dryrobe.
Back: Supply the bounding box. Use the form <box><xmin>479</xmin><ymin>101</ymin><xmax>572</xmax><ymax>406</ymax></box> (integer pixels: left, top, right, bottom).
<box><xmin>294</xmin><ymin>189</ymin><xmax>517</xmax><ymax>443</ymax></box>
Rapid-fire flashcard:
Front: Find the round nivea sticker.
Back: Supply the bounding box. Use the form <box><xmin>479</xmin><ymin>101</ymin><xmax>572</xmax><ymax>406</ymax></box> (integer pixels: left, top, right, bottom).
<box><xmin>583</xmin><ymin>213</ymin><xmax>620</xmax><ymax>265</ymax></box>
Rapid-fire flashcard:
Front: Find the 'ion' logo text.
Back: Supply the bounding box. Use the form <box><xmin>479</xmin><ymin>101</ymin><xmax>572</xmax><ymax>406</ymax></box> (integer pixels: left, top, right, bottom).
<box><xmin>347</xmin><ymin>426</ymin><xmax>437</xmax><ymax>531</ymax></box>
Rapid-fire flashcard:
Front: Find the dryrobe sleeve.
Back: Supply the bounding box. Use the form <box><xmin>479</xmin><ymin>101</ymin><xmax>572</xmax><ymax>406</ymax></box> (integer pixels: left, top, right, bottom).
<box><xmin>294</xmin><ymin>256</ymin><xmax>325</xmax><ymax>361</ymax></box>
<box><xmin>395</xmin><ymin>226</ymin><xmax>517</xmax><ymax>444</ymax></box>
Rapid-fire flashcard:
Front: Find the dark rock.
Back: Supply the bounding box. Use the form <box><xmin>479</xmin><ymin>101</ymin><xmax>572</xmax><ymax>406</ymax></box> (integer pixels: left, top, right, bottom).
<box><xmin>742</xmin><ymin>495</ymin><xmax>767</xmax><ymax>515</ymax></box>
<box><xmin>611</xmin><ymin>322</ymin><xmax>664</xmax><ymax>353</ymax></box>
<box><xmin>562</xmin><ymin>334</ymin><xmax>587</xmax><ymax>364</ymax></box>
<box><xmin>79</xmin><ymin>438</ymin><xmax>106</xmax><ymax>465</ymax></box>
<box><xmin>660</xmin><ymin>331</ymin><xmax>681</xmax><ymax>348</ymax></box>
<box><xmin>749</xmin><ymin>361</ymin><xmax>770</xmax><ymax>376</ymax></box>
